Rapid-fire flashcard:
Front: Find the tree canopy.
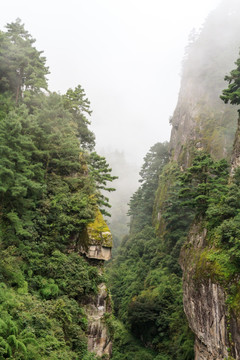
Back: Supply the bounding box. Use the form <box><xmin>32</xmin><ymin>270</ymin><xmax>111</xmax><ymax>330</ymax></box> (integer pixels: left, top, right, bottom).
<box><xmin>220</xmin><ymin>52</ymin><xmax>240</xmax><ymax>110</ymax></box>
<box><xmin>0</xmin><ymin>18</ymin><xmax>49</xmax><ymax>104</ymax></box>
<box><xmin>0</xmin><ymin>19</ymin><xmax>116</xmax><ymax>359</ymax></box>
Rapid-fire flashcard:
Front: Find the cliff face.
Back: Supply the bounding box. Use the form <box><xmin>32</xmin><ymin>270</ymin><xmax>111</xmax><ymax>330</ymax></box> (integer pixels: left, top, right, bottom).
<box><xmin>80</xmin><ymin>210</ymin><xmax>112</xmax><ymax>261</ymax></box>
<box><xmin>82</xmin><ymin>210</ymin><xmax>113</xmax><ymax>358</ymax></box>
<box><xmin>166</xmin><ymin>2</ymin><xmax>240</xmax><ymax>359</ymax></box>
<box><xmin>176</xmin><ymin>114</ymin><xmax>240</xmax><ymax>359</ymax></box>
<box><xmin>180</xmin><ymin>224</ymin><xmax>230</xmax><ymax>359</ymax></box>
<box><xmin>230</xmin><ymin>119</ymin><xmax>240</xmax><ymax>175</ymax></box>
<box><xmin>170</xmin><ymin>81</ymin><xmax>236</xmax><ymax>166</ymax></box>
<box><xmin>180</xmin><ymin>221</ymin><xmax>240</xmax><ymax>359</ymax></box>
<box><xmin>86</xmin><ymin>283</ymin><xmax>112</xmax><ymax>358</ymax></box>
<box><xmin>170</xmin><ymin>1</ymin><xmax>240</xmax><ymax>166</ymax></box>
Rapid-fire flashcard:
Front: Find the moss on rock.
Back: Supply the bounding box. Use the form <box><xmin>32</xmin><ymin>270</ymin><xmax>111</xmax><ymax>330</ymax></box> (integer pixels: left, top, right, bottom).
<box><xmin>87</xmin><ymin>210</ymin><xmax>112</xmax><ymax>248</ymax></box>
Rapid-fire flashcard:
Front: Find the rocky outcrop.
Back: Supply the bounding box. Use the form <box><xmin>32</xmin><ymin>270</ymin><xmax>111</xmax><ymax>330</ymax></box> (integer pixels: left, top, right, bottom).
<box><xmin>80</xmin><ymin>210</ymin><xmax>113</xmax><ymax>358</ymax></box>
<box><xmin>180</xmin><ymin>223</ymin><xmax>240</xmax><ymax>359</ymax></box>
<box><xmin>183</xmin><ymin>278</ymin><xmax>229</xmax><ymax>359</ymax></box>
<box><xmin>83</xmin><ymin>245</ymin><xmax>112</xmax><ymax>261</ymax></box>
<box><xmin>86</xmin><ymin>283</ymin><xmax>112</xmax><ymax>358</ymax></box>
<box><xmin>169</xmin><ymin>70</ymin><xmax>236</xmax><ymax>167</ymax></box>
<box><xmin>80</xmin><ymin>209</ymin><xmax>112</xmax><ymax>261</ymax></box>
<box><xmin>168</xmin><ymin>4</ymin><xmax>240</xmax><ymax>359</ymax></box>
<box><xmin>169</xmin><ymin>1</ymin><xmax>240</xmax><ymax>166</ymax></box>
<box><xmin>230</xmin><ymin>118</ymin><xmax>240</xmax><ymax>176</ymax></box>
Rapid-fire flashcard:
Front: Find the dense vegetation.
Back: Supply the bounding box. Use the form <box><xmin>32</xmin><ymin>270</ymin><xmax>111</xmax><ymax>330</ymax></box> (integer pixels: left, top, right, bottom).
<box><xmin>107</xmin><ymin>142</ymin><xmax>195</xmax><ymax>360</ymax></box>
<box><xmin>2</xmin><ymin>3</ymin><xmax>240</xmax><ymax>359</ymax></box>
<box><xmin>106</xmin><ymin>5</ymin><xmax>240</xmax><ymax>358</ymax></box>
<box><xmin>107</xmin><ymin>142</ymin><xmax>240</xmax><ymax>359</ymax></box>
<box><xmin>0</xmin><ymin>19</ymin><xmax>116</xmax><ymax>359</ymax></box>
<box><xmin>107</xmin><ymin>53</ymin><xmax>240</xmax><ymax>356</ymax></box>
<box><xmin>191</xmin><ymin>52</ymin><xmax>240</xmax><ymax>314</ymax></box>
<box><xmin>107</xmin><ymin>4</ymin><xmax>240</xmax><ymax>360</ymax></box>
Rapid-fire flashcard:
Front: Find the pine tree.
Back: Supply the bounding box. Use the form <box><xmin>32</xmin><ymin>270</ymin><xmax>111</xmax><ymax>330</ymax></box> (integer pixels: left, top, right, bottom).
<box><xmin>0</xmin><ymin>18</ymin><xmax>49</xmax><ymax>103</ymax></box>
<box><xmin>63</xmin><ymin>85</ymin><xmax>95</xmax><ymax>150</ymax></box>
<box><xmin>220</xmin><ymin>52</ymin><xmax>240</xmax><ymax>110</ymax></box>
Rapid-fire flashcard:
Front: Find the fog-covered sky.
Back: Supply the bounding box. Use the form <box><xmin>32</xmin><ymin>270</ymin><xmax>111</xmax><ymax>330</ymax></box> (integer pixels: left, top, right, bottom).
<box><xmin>1</xmin><ymin>0</ymin><xmax>221</xmax><ymax>165</ymax></box>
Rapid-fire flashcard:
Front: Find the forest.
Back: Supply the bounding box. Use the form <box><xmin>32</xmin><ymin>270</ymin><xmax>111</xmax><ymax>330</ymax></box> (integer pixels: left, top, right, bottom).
<box><xmin>107</xmin><ymin>1</ymin><xmax>240</xmax><ymax>359</ymax></box>
<box><xmin>1</xmin><ymin>1</ymin><xmax>240</xmax><ymax>359</ymax></box>
<box><xmin>0</xmin><ymin>19</ymin><xmax>116</xmax><ymax>359</ymax></box>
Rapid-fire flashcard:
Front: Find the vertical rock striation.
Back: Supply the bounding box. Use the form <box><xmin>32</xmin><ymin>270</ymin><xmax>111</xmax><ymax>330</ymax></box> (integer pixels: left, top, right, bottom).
<box><xmin>86</xmin><ymin>283</ymin><xmax>112</xmax><ymax>358</ymax></box>
<box><xmin>180</xmin><ymin>222</ymin><xmax>240</xmax><ymax>359</ymax></box>
<box><xmin>165</xmin><ymin>2</ymin><xmax>240</xmax><ymax>359</ymax></box>
<box><xmin>81</xmin><ymin>210</ymin><xmax>113</xmax><ymax>358</ymax></box>
<box><xmin>230</xmin><ymin>118</ymin><xmax>240</xmax><ymax>175</ymax></box>
<box><xmin>169</xmin><ymin>1</ymin><xmax>240</xmax><ymax>166</ymax></box>
<box><xmin>180</xmin><ymin>224</ymin><xmax>229</xmax><ymax>359</ymax></box>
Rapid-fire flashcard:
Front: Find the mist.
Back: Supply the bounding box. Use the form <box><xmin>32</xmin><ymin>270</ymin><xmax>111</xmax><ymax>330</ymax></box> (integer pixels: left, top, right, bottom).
<box><xmin>170</xmin><ymin>0</ymin><xmax>240</xmax><ymax>163</ymax></box>
<box><xmin>1</xmin><ymin>0</ymin><xmax>230</xmax><ymax>238</ymax></box>
<box><xmin>1</xmin><ymin>0</ymin><xmax>221</xmax><ymax>166</ymax></box>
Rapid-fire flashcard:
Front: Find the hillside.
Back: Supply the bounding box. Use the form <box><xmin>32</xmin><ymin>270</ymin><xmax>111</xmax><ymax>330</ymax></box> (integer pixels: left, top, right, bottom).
<box><xmin>2</xmin><ymin>1</ymin><xmax>240</xmax><ymax>359</ymax></box>
<box><xmin>0</xmin><ymin>19</ymin><xmax>115</xmax><ymax>360</ymax></box>
<box><xmin>108</xmin><ymin>1</ymin><xmax>240</xmax><ymax>359</ymax></box>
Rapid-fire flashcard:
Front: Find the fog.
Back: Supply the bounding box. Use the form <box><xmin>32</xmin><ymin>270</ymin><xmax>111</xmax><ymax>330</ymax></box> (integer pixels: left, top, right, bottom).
<box><xmin>2</xmin><ymin>0</ymin><xmax>227</xmax><ymax>236</ymax></box>
<box><xmin>1</xmin><ymin>0</ymin><xmax>221</xmax><ymax>166</ymax></box>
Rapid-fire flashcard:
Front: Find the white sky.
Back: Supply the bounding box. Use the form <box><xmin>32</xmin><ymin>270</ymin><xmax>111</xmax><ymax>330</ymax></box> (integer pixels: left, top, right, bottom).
<box><xmin>1</xmin><ymin>0</ymin><xmax>221</xmax><ymax>165</ymax></box>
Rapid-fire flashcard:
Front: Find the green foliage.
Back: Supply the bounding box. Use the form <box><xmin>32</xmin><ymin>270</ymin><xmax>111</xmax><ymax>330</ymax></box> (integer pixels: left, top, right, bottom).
<box><xmin>161</xmin><ymin>169</ymin><xmax>194</xmax><ymax>274</ymax></box>
<box><xmin>202</xmin><ymin>167</ymin><xmax>240</xmax><ymax>277</ymax></box>
<box><xmin>0</xmin><ymin>242</ymin><xmax>103</xmax><ymax>359</ymax></box>
<box><xmin>178</xmin><ymin>152</ymin><xmax>229</xmax><ymax>216</ymax></box>
<box><xmin>177</xmin><ymin>146</ymin><xmax>240</xmax><ymax>325</ymax></box>
<box><xmin>63</xmin><ymin>85</ymin><xmax>95</xmax><ymax>150</ymax></box>
<box><xmin>108</xmin><ymin>317</ymin><xmax>157</xmax><ymax>360</ymax></box>
<box><xmin>108</xmin><ymin>229</ymin><xmax>194</xmax><ymax>359</ymax></box>
<box><xmin>221</xmin><ymin>52</ymin><xmax>240</xmax><ymax>108</ymax></box>
<box><xmin>109</xmin><ymin>150</ymin><xmax>231</xmax><ymax>359</ymax></box>
<box><xmin>27</xmin><ymin>250</ymin><xmax>101</xmax><ymax>299</ymax></box>
<box><xmin>128</xmin><ymin>142</ymin><xmax>169</xmax><ymax>233</ymax></box>
<box><xmin>0</xmin><ymin>20</ymin><xmax>116</xmax><ymax>359</ymax></box>
<box><xmin>107</xmin><ymin>143</ymin><xmax>194</xmax><ymax>360</ymax></box>
<box><xmin>88</xmin><ymin>152</ymin><xmax>118</xmax><ymax>216</ymax></box>
<box><xmin>0</xmin><ymin>19</ymin><xmax>49</xmax><ymax>104</ymax></box>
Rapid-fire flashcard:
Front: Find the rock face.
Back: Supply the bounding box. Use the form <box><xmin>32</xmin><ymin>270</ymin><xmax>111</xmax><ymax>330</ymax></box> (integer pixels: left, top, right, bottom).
<box><xmin>180</xmin><ymin>223</ymin><xmax>240</xmax><ymax>360</ymax></box>
<box><xmin>167</xmin><ymin>4</ymin><xmax>240</xmax><ymax>359</ymax></box>
<box><xmin>80</xmin><ymin>209</ymin><xmax>112</xmax><ymax>261</ymax></box>
<box><xmin>86</xmin><ymin>283</ymin><xmax>112</xmax><ymax>358</ymax></box>
<box><xmin>83</xmin><ymin>245</ymin><xmax>112</xmax><ymax>261</ymax></box>
<box><xmin>169</xmin><ymin>1</ymin><xmax>240</xmax><ymax>166</ymax></box>
<box><xmin>230</xmin><ymin>118</ymin><xmax>240</xmax><ymax>176</ymax></box>
<box><xmin>80</xmin><ymin>210</ymin><xmax>113</xmax><ymax>358</ymax></box>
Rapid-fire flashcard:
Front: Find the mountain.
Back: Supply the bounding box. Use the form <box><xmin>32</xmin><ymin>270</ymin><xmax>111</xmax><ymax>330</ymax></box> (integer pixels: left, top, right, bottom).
<box><xmin>0</xmin><ymin>19</ymin><xmax>115</xmax><ymax>360</ymax></box>
<box><xmin>108</xmin><ymin>1</ymin><xmax>240</xmax><ymax>359</ymax></box>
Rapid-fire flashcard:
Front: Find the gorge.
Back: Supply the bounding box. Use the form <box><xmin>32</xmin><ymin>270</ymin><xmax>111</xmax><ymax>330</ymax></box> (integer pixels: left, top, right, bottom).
<box><xmin>2</xmin><ymin>1</ymin><xmax>240</xmax><ymax>359</ymax></box>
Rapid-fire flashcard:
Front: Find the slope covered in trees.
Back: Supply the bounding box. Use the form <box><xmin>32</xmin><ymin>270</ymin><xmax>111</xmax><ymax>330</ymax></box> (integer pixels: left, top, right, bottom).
<box><xmin>3</xmin><ymin>2</ymin><xmax>240</xmax><ymax>359</ymax></box>
<box><xmin>107</xmin><ymin>142</ymin><xmax>195</xmax><ymax>360</ymax></box>
<box><xmin>107</xmin><ymin>1</ymin><xmax>240</xmax><ymax>359</ymax></box>
<box><xmin>0</xmin><ymin>19</ymin><xmax>116</xmax><ymax>359</ymax></box>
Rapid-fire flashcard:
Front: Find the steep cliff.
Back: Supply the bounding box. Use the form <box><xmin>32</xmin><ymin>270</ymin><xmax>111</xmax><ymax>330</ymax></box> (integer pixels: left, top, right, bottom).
<box><xmin>80</xmin><ymin>209</ymin><xmax>112</xmax><ymax>261</ymax></box>
<box><xmin>86</xmin><ymin>283</ymin><xmax>112</xmax><ymax>358</ymax></box>
<box><xmin>167</xmin><ymin>2</ymin><xmax>240</xmax><ymax>359</ymax></box>
<box><xmin>170</xmin><ymin>0</ymin><xmax>240</xmax><ymax>166</ymax></box>
<box><xmin>82</xmin><ymin>210</ymin><xmax>113</xmax><ymax>359</ymax></box>
<box><xmin>180</xmin><ymin>223</ymin><xmax>240</xmax><ymax>359</ymax></box>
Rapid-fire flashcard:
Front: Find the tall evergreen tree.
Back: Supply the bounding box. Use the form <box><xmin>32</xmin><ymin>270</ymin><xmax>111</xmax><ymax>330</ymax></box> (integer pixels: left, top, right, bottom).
<box><xmin>220</xmin><ymin>52</ymin><xmax>240</xmax><ymax>109</ymax></box>
<box><xmin>0</xmin><ymin>18</ymin><xmax>49</xmax><ymax>103</ymax></box>
<box><xmin>63</xmin><ymin>85</ymin><xmax>95</xmax><ymax>150</ymax></box>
